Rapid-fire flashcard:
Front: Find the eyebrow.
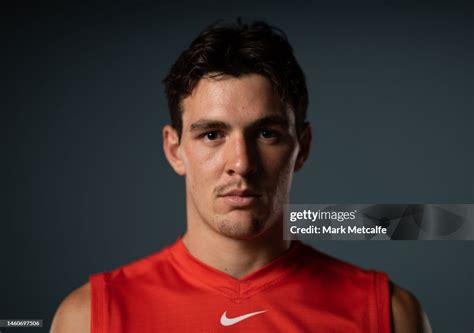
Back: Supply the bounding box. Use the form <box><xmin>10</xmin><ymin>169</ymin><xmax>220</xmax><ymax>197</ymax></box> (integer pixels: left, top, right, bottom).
<box><xmin>189</xmin><ymin>115</ymin><xmax>289</xmax><ymax>133</ymax></box>
<box><xmin>252</xmin><ymin>115</ymin><xmax>289</xmax><ymax>128</ymax></box>
<box><xmin>189</xmin><ymin>120</ymin><xmax>231</xmax><ymax>133</ymax></box>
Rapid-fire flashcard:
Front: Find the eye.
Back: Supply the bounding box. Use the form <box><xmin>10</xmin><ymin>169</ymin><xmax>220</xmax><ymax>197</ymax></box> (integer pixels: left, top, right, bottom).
<box><xmin>259</xmin><ymin>128</ymin><xmax>278</xmax><ymax>139</ymax></box>
<box><xmin>201</xmin><ymin>131</ymin><xmax>222</xmax><ymax>141</ymax></box>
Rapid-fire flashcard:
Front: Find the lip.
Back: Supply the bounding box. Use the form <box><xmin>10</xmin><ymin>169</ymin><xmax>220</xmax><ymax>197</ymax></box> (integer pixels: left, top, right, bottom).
<box><xmin>222</xmin><ymin>189</ymin><xmax>259</xmax><ymax>196</ymax></box>
<box><xmin>219</xmin><ymin>189</ymin><xmax>261</xmax><ymax>207</ymax></box>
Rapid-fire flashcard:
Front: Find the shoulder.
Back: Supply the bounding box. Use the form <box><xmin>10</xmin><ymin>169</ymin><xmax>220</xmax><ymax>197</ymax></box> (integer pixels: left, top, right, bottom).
<box><xmin>298</xmin><ymin>243</ymin><xmax>375</xmax><ymax>279</ymax></box>
<box><xmin>390</xmin><ymin>282</ymin><xmax>432</xmax><ymax>333</ymax></box>
<box><xmin>107</xmin><ymin>244</ymin><xmax>176</xmax><ymax>283</ymax></box>
<box><xmin>50</xmin><ymin>282</ymin><xmax>90</xmax><ymax>333</ymax></box>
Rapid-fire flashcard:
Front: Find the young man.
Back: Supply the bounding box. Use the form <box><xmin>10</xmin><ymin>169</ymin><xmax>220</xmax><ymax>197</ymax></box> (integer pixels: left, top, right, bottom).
<box><xmin>51</xmin><ymin>21</ymin><xmax>432</xmax><ymax>332</ymax></box>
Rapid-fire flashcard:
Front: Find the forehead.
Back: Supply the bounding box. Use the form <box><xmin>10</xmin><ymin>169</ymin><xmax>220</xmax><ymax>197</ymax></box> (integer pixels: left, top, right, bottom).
<box><xmin>181</xmin><ymin>74</ymin><xmax>291</xmax><ymax>124</ymax></box>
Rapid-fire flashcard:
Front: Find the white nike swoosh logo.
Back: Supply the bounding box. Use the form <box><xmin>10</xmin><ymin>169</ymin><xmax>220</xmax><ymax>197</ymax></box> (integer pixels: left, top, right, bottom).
<box><xmin>220</xmin><ymin>310</ymin><xmax>267</xmax><ymax>326</ymax></box>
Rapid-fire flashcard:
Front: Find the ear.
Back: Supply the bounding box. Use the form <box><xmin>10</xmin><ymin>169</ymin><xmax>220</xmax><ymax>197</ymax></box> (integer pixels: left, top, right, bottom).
<box><xmin>294</xmin><ymin>122</ymin><xmax>312</xmax><ymax>172</ymax></box>
<box><xmin>163</xmin><ymin>125</ymin><xmax>186</xmax><ymax>176</ymax></box>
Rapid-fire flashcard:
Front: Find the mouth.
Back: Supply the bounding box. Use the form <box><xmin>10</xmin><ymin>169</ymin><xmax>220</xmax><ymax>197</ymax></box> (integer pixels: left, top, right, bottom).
<box><xmin>219</xmin><ymin>189</ymin><xmax>262</xmax><ymax>207</ymax></box>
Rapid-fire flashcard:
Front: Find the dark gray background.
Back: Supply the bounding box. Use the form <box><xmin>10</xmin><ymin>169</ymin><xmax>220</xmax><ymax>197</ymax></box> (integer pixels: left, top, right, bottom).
<box><xmin>2</xmin><ymin>1</ymin><xmax>473</xmax><ymax>332</ymax></box>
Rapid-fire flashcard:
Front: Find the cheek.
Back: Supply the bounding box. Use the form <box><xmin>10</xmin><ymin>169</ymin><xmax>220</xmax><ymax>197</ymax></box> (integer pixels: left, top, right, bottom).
<box><xmin>261</xmin><ymin>145</ymin><xmax>298</xmax><ymax>179</ymax></box>
<box><xmin>182</xmin><ymin>146</ymin><xmax>222</xmax><ymax>187</ymax></box>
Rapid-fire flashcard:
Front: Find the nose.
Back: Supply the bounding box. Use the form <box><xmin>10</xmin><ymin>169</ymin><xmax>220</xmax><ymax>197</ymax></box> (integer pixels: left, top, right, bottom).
<box><xmin>225</xmin><ymin>133</ymin><xmax>258</xmax><ymax>177</ymax></box>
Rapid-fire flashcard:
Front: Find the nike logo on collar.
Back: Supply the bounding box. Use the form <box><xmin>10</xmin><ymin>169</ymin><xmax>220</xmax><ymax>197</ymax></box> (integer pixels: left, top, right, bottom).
<box><xmin>220</xmin><ymin>310</ymin><xmax>267</xmax><ymax>326</ymax></box>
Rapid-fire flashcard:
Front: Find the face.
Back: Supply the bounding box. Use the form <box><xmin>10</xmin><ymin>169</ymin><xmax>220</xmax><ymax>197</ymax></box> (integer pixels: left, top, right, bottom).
<box><xmin>165</xmin><ymin>74</ymin><xmax>308</xmax><ymax>240</ymax></box>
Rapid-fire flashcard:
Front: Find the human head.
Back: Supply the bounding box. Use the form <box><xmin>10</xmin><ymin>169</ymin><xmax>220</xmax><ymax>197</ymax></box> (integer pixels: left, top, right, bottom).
<box><xmin>163</xmin><ymin>19</ymin><xmax>309</xmax><ymax>139</ymax></box>
<box><xmin>162</xmin><ymin>20</ymin><xmax>311</xmax><ymax>242</ymax></box>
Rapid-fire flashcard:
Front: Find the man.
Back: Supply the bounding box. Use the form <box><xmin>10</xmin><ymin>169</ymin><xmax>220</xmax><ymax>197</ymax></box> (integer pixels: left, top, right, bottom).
<box><xmin>51</xmin><ymin>20</ymin><xmax>431</xmax><ymax>332</ymax></box>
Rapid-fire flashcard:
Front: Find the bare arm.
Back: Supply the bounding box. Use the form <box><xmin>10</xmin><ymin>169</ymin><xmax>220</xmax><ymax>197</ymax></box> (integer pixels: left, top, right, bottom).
<box><xmin>49</xmin><ymin>280</ymin><xmax>431</xmax><ymax>332</ymax></box>
<box><xmin>50</xmin><ymin>283</ymin><xmax>90</xmax><ymax>333</ymax></box>
<box><xmin>390</xmin><ymin>282</ymin><xmax>432</xmax><ymax>333</ymax></box>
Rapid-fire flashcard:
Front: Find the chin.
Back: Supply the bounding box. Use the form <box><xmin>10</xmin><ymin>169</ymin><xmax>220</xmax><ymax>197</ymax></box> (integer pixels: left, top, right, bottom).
<box><xmin>215</xmin><ymin>216</ymin><xmax>267</xmax><ymax>240</ymax></box>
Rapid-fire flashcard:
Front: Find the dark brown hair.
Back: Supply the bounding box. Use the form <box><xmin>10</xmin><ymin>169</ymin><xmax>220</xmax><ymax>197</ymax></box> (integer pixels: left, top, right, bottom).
<box><xmin>163</xmin><ymin>20</ymin><xmax>308</xmax><ymax>138</ymax></box>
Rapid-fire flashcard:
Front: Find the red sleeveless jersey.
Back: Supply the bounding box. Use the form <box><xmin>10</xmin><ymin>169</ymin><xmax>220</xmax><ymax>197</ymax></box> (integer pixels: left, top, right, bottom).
<box><xmin>90</xmin><ymin>240</ymin><xmax>391</xmax><ymax>332</ymax></box>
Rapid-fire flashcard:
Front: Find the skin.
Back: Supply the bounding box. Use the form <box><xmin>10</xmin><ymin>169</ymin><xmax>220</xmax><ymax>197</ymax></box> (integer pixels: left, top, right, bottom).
<box><xmin>50</xmin><ymin>74</ymin><xmax>431</xmax><ymax>333</ymax></box>
<box><xmin>164</xmin><ymin>74</ymin><xmax>310</xmax><ymax>277</ymax></box>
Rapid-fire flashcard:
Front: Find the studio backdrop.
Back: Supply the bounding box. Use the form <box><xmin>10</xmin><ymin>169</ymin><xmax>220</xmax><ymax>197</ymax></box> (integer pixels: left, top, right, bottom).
<box><xmin>2</xmin><ymin>1</ymin><xmax>473</xmax><ymax>332</ymax></box>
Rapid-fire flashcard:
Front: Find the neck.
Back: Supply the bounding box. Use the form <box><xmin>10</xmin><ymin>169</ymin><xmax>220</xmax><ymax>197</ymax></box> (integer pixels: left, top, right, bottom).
<box><xmin>182</xmin><ymin>221</ymin><xmax>290</xmax><ymax>279</ymax></box>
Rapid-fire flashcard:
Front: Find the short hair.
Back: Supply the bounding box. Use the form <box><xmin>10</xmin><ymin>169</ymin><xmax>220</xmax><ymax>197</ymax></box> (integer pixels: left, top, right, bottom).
<box><xmin>163</xmin><ymin>20</ymin><xmax>309</xmax><ymax>138</ymax></box>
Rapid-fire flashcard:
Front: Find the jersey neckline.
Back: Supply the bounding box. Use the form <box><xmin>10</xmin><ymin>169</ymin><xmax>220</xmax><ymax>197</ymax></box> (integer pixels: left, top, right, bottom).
<box><xmin>168</xmin><ymin>238</ymin><xmax>305</xmax><ymax>300</ymax></box>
